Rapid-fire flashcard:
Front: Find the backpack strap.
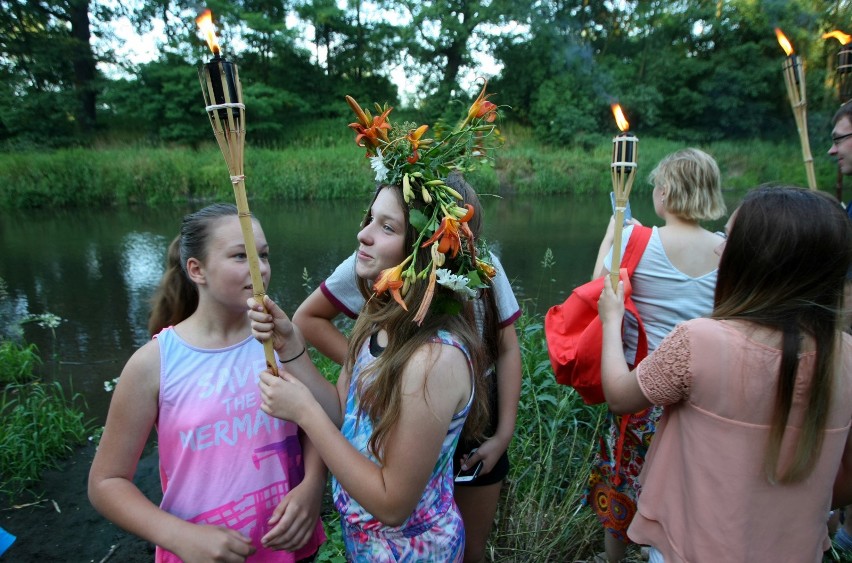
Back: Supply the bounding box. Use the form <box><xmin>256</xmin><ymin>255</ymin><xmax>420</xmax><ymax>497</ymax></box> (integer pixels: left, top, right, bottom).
<box><xmin>611</xmin><ymin>413</ymin><xmax>632</xmax><ymax>487</ymax></box>
<box><xmin>621</xmin><ymin>225</ymin><xmax>652</xmax><ymax>276</ymax></box>
<box><xmin>610</xmin><ymin>226</ymin><xmax>652</xmax><ymax>484</ymax></box>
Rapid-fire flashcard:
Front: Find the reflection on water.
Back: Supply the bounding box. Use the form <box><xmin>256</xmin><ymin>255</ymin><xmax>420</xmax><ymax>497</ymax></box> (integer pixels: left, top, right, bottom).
<box><xmin>0</xmin><ymin>192</ymin><xmax>738</xmax><ymax>424</ymax></box>
<box><xmin>121</xmin><ymin>232</ymin><xmax>170</xmax><ymax>344</ymax></box>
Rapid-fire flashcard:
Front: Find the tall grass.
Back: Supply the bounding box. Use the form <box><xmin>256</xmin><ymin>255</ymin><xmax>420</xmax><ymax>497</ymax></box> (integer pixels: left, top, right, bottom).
<box><xmin>0</xmin><ymin>144</ymin><xmax>373</xmax><ymax>209</ymax></box>
<box><xmin>490</xmin><ymin>313</ymin><xmax>606</xmax><ymax>561</ymax></box>
<box><xmin>0</xmin><ymin>277</ymin><xmax>93</xmax><ymax>501</ymax></box>
<box><xmin>0</xmin><ymin>128</ymin><xmax>841</xmax><ymax>209</ymax></box>
<box><xmin>0</xmin><ymin>380</ymin><xmax>92</xmax><ymax>500</ymax></box>
<box><xmin>0</xmin><ymin>340</ymin><xmax>41</xmax><ymax>386</ymax></box>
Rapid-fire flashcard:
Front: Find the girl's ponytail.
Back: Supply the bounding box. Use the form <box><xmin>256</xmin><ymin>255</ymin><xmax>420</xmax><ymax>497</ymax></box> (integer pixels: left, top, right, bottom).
<box><xmin>147</xmin><ymin>235</ymin><xmax>198</xmax><ymax>336</ymax></box>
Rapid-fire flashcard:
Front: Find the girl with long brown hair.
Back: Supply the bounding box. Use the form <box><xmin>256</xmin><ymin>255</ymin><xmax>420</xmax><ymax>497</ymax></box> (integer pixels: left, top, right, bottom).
<box><xmin>248</xmin><ymin>87</ymin><xmax>501</xmax><ymax>560</ymax></box>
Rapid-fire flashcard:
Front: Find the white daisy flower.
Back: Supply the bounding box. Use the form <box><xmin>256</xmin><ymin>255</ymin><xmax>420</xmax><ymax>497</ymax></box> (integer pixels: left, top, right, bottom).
<box><xmin>370</xmin><ymin>149</ymin><xmax>389</xmax><ymax>183</ymax></box>
<box><xmin>435</xmin><ymin>268</ymin><xmax>477</xmax><ymax>299</ymax></box>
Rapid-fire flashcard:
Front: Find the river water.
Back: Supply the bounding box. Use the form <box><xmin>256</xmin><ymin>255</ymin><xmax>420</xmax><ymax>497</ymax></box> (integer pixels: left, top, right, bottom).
<box><xmin>0</xmin><ymin>191</ymin><xmax>736</xmax><ymax>424</ymax></box>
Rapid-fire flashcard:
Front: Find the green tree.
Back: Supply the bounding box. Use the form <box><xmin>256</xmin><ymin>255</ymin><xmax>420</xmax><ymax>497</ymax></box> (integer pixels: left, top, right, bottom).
<box><xmin>491</xmin><ymin>1</ymin><xmax>617</xmax><ymax>143</ymax></box>
<box><xmin>399</xmin><ymin>0</ymin><xmax>525</xmax><ymax>115</ymax></box>
<box><xmin>100</xmin><ymin>54</ymin><xmax>208</xmax><ymax>144</ymax></box>
<box><xmin>0</xmin><ymin>0</ymin><xmax>109</xmax><ymax>144</ymax></box>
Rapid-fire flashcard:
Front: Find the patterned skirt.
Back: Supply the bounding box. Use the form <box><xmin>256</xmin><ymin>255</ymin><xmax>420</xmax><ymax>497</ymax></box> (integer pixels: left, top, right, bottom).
<box><xmin>583</xmin><ymin>405</ymin><xmax>662</xmax><ymax>542</ymax></box>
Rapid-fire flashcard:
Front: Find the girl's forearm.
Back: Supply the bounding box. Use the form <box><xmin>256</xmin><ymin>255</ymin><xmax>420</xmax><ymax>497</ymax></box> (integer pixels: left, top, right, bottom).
<box><xmin>600</xmin><ymin>316</ymin><xmax>652</xmax><ymax>414</ymax></box>
<box><xmin>297</xmin><ymin>402</ymin><xmax>421</xmax><ymax>526</ymax></box>
<box><xmin>89</xmin><ymin>478</ymin><xmax>193</xmax><ymax>553</ymax></box>
<box><xmin>600</xmin><ymin>319</ymin><xmax>632</xmax><ymax>412</ymax></box>
<box><xmin>302</xmin><ymin>318</ymin><xmax>349</xmax><ymax>366</ymax></box>
<box><xmin>299</xmin><ymin>431</ymin><xmax>328</xmax><ymax>490</ymax></box>
<box><xmin>284</xmin><ymin>354</ymin><xmax>342</xmax><ymax>427</ymax></box>
<box><xmin>493</xmin><ymin>330</ymin><xmax>521</xmax><ymax>445</ymax></box>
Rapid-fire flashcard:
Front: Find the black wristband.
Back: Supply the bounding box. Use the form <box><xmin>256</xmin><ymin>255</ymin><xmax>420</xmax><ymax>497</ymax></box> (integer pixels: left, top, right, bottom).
<box><xmin>280</xmin><ymin>346</ymin><xmax>306</xmax><ymax>364</ymax></box>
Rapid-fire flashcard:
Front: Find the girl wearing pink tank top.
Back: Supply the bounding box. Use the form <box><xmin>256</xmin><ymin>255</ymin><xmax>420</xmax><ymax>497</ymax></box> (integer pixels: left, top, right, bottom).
<box><xmin>90</xmin><ymin>204</ymin><xmax>337</xmax><ymax>562</ymax></box>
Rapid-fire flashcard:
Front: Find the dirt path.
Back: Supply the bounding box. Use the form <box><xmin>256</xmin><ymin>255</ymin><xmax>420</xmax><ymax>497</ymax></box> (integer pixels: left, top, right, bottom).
<box><xmin>2</xmin><ymin>443</ymin><xmax>160</xmax><ymax>562</ymax></box>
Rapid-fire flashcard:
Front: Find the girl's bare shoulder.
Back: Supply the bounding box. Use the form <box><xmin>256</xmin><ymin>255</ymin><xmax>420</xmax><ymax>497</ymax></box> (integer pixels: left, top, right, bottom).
<box><xmin>118</xmin><ymin>337</ymin><xmax>162</xmax><ymax>393</ymax></box>
<box><xmin>402</xmin><ymin>340</ymin><xmax>469</xmax><ymax>391</ymax></box>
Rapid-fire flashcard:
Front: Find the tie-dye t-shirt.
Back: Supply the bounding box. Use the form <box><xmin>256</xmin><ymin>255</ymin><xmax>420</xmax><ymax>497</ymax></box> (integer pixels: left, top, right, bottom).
<box><xmin>332</xmin><ymin>330</ymin><xmax>474</xmax><ymax>562</ymax></box>
<box><xmin>155</xmin><ymin>327</ymin><xmax>326</xmax><ymax>562</ymax></box>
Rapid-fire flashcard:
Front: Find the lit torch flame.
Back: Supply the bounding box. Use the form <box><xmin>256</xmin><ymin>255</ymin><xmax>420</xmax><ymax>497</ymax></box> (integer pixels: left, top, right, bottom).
<box><xmin>611</xmin><ymin>103</ymin><xmax>629</xmax><ymax>132</ymax></box>
<box><xmin>196</xmin><ymin>9</ymin><xmax>220</xmax><ymax>56</ymax></box>
<box><xmin>775</xmin><ymin>28</ymin><xmax>794</xmax><ymax>56</ymax></box>
<box><xmin>823</xmin><ymin>30</ymin><xmax>852</xmax><ymax>45</ymax></box>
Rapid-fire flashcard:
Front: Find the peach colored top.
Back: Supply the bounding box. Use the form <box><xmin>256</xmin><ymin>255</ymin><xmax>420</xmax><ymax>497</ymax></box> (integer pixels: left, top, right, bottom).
<box><xmin>630</xmin><ymin>318</ymin><xmax>852</xmax><ymax>563</ymax></box>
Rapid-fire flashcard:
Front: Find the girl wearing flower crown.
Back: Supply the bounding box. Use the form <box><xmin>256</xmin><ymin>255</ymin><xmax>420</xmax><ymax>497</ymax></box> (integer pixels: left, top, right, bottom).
<box><xmin>248</xmin><ymin>87</ymin><xmax>502</xmax><ymax>561</ymax></box>
<box><xmin>249</xmin><ymin>182</ymin><xmax>489</xmax><ymax>560</ymax></box>
<box><xmin>292</xmin><ymin>171</ymin><xmax>522</xmax><ymax>563</ymax></box>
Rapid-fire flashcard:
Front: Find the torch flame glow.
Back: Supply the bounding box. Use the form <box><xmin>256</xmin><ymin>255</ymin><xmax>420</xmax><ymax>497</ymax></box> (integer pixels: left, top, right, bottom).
<box><xmin>823</xmin><ymin>30</ymin><xmax>852</xmax><ymax>45</ymax></box>
<box><xmin>196</xmin><ymin>9</ymin><xmax>220</xmax><ymax>56</ymax></box>
<box><xmin>611</xmin><ymin>104</ymin><xmax>629</xmax><ymax>132</ymax></box>
<box><xmin>775</xmin><ymin>28</ymin><xmax>794</xmax><ymax>56</ymax></box>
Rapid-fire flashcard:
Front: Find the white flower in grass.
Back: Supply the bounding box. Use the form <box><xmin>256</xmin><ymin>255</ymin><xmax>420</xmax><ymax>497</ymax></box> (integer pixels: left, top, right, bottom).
<box><xmin>435</xmin><ymin>268</ymin><xmax>477</xmax><ymax>300</ymax></box>
<box><xmin>370</xmin><ymin>149</ymin><xmax>389</xmax><ymax>183</ymax></box>
<box><xmin>25</xmin><ymin>312</ymin><xmax>63</xmax><ymax>329</ymax></box>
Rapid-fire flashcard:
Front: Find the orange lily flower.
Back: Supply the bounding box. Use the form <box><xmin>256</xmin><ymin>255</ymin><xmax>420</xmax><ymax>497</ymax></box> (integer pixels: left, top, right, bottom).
<box><xmin>422</xmin><ymin>216</ymin><xmax>462</xmax><ymax>258</ymax></box>
<box><xmin>459</xmin><ymin>220</ymin><xmax>476</xmax><ymax>258</ymax></box>
<box><xmin>407</xmin><ymin>124</ymin><xmax>429</xmax><ymax>150</ymax></box>
<box><xmin>373</xmin><ymin>261</ymin><xmax>408</xmax><ymax>310</ymax></box>
<box><xmin>348</xmin><ymin>106</ymin><xmax>392</xmax><ymax>149</ymax></box>
<box><xmin>406</xmin><ymin>124</ymin><xmax>429</xmax><ymax>163</ymax></box>
<box><xmin>345</xmin><ymin>95</ymin><xmax>370</xmax><ymax>127</ymax></box>
<box><xmin>413</xmin><ymin>267</ymin><xmax>436</xmax><ymax>326</ymax></box>
<box><xmin>413</xmin><ymin>243</ymin><xmax>443</xmax><ymax>325</ymax></box>
<box><xmin>457</xmin><ymin>204</ymin><xmax>474</xmax><ymax>222</ymax></box>
<box><xmin>476</xmin><ymin>258</ymin><xmax>496</xmax><ymax>280</ymax></box>
<box><xmin>465</xmin><ymin>80</ymin><xmax>497</xmax><ymax>126</ymax></box>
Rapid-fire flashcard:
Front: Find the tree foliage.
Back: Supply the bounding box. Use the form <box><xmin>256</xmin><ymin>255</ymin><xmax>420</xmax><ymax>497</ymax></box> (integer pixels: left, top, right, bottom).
<box><xmin>1</xmin><ymin>0</ymin><xmax>850</xmax><ymax>148</ymax></box>
<box><xmin>0</xmin><ymin>0</ymin><xmax>108</xmax><ymax>145</ymax></box>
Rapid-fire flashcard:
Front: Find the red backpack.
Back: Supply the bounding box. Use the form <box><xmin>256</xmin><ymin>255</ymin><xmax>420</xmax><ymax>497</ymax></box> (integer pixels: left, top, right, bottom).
<box><xmin>544</xmin><ymin>226</ymin><xmax>652</xmax><ymax>405</ymax></box>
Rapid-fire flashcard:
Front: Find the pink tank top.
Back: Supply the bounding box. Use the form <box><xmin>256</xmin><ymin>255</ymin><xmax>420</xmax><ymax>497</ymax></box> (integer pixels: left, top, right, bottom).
<box><xmin>155</xmin><ymin>327</ymin><xmax>325</xmax><ymax>562</ymax></box>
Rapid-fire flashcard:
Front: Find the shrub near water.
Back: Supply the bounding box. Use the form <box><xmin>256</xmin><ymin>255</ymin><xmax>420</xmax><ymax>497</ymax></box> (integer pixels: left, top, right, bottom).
<box><xmin>0</xmin><ymin>341</ymin><xmax>40</xmax><ymax>386</ymax></box>
<box><xmin>0</xmin><ymin>380</ymin><xmax>91</xmax><ymax>500</ymax></box>
<box><xmin>0</xmin><ymin>144</ymin><xmax>372</xmax><ymax>209</ymax></box>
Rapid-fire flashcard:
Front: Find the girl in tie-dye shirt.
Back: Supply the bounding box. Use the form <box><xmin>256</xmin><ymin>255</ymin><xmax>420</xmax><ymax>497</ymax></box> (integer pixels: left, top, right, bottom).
<box><xmin>250</xmin><ymin>183</ymin><xmax>491</xmax><ymax>561</ymax></box>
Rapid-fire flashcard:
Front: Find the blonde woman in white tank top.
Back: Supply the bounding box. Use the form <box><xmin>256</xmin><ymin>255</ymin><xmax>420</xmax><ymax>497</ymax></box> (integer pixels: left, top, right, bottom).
<box><xmin>588</xmin><ymin>148</ymin><xmax>727</xmax><ymax>563</ymax></box>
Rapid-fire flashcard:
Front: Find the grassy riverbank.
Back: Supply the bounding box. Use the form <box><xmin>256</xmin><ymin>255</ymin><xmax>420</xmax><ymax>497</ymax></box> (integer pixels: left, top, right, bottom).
<box><xmin>0</xmin><ymin>124</ymin><xmax>842</xmax><ymax>209</ymax></box>
<box><xmin>1</xmin><ymin>127</ymin><xmax>848</xmax><ymax>559</ymax></box>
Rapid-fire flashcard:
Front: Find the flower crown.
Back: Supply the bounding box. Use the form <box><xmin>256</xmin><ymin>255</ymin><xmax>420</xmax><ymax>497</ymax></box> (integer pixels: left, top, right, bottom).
<box><xmin>346</xmin><ymin>80</ymin><xmax>503</xmax><ymax>325</ymax></box>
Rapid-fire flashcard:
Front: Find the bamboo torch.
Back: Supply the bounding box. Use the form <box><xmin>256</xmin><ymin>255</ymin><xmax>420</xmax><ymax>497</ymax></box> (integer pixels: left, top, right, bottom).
<box><xmin>196</xmin><ymin>10</ymin><xmax>278</xmax><ymax>376</ymax></box>
<box><xmin>776</xmin><ymin>28</ymin><xmax>817</xmax><ymax>190</ymax></box>
<box><xmin>609</xmin><ymin>103</ymin><xmax>639</xmax><ymax>290</ymax></box>
<box><xmin>824</xmin><ymin>30</ymin><xmax>852</xmax><ymax>103</ymax></box>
